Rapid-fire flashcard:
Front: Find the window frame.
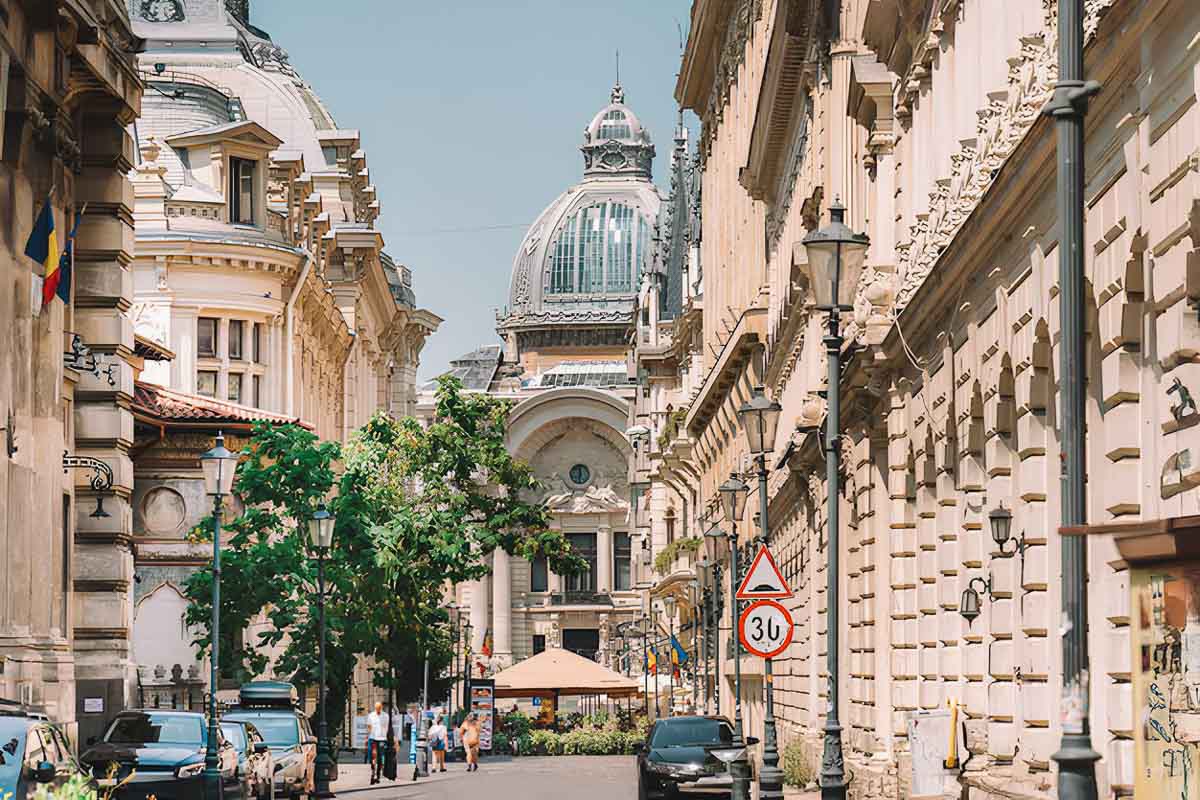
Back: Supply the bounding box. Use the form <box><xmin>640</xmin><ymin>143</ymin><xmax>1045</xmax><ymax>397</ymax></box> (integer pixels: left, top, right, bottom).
<box><xmin>197</xmin><ymin>317</ymin><xmax>218</xmax><ymax>358</ymax></box>
<box><xmin>613</xmin><ymin>532</ymin><xmax>632</xmax><ymax>591</ymax></box>
<box><xmin>531</xmin><ymin>556</ymin><xmax>548</xmax><ymax>593</ymax></box>
<box><xmin>228</xmin><ymin>320</ymin><xmax>244</xmax><ymax>360</ymax></box>
<box><xmin>229</xmin><ymin>157</ymin><xmax>256</xmax><ymax>225</ymax></box>
<box><xmin>196</xmin><ymin>371</ymin><xmax>218</xmax><ymax>398</ymax></box>
<box><xmin>227</xmin><ymin>372</ymin><xmax>244</xmax><ymax>404</ymax></box>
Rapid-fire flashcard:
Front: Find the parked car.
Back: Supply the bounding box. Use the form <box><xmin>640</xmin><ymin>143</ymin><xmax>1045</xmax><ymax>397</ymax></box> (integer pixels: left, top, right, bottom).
<box><xmin>0</xmin><ymin>700</ymin><xmax>91</xmax><ymax>800</ymax></box>
<box><xmin>224</xmin><ymin>683</ymin><xmax>316</xmax><ymax>799</ymax></box>
<box><xmin>636</xmin><ymin>716</ymin><xmax>757</xmax><ymax>799</ymax></box>
<box><xmin>221</xmin><ymin>721</ymin><xmax>274</xmax><ymax>800</ymax></box>
<box><xmin>80</xmin><ymin>709</ymin><xmax>239</xmax><ymax>800</ymax></box>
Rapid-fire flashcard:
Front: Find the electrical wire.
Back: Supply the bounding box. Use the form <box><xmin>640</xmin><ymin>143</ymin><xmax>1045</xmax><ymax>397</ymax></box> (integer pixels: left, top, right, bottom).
<box><xmin>392</xmin><ymin>223</ymin><xmax>530</xmax><ymax>236</ymax></box>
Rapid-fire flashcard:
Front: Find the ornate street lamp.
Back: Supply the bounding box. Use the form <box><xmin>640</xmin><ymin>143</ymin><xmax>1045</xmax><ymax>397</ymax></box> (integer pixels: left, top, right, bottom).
<box><xmin>199</xmin><ymin>432</ymin><xmax>238</xmax><ymax>800</ymax></box>
<box><xmin>707</xmin><ymin>511</ymin><xmax>749</xmax><ymax>800</ymax></box>
<box><xmin>988</xmin><ymin>503</ymin><xmax>1026</xmax><ymax>557</ymax></box>
<box><xmin>801</xmin><ymin>200</ymin><xmax>869</xmax><ymax>800</ymax></box>
<box><xmin>737</xmin><ymin>387</ymin><xmax>784</xmax><ymax>800</ymax></box>
<box><xmin>662</xmin><ymin>594</ymin><xmax>676</xmax><ymax>715</ymax></box>
<box><xmin>308</xmin><ymin>503</ymin><xmax>336</xmax><ymax>799</ymax></box>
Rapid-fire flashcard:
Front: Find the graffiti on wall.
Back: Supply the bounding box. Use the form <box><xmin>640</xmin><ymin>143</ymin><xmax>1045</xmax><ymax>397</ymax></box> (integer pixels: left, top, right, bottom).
<box><xmin>1132</xmin><ymin>564</ymin><xmax>1200</xmax><ymax>800</ymax></box>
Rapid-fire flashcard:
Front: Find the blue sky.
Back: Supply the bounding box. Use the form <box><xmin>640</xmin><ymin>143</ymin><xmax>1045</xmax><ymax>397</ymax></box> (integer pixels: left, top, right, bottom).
<box><xmin>254</xmin><ymin>0</ymin><xmax>693</xmax><ymax>378</ymax></box>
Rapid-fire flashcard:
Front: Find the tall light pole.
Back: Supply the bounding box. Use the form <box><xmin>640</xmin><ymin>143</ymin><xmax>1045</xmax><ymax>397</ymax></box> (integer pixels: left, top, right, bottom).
<box><xmin>801</xmin><ymin>201</ymin><xmax>869</xmax><ymax>800</ymax></box>
<box><xmin>308</xmin><ymin>503</ymin><xmax>336</xmax><ymax>799</ymax></box>
<box><xmin>199</xmin><ymin>433</ymin><xmax>238</xmax><ymax>800</ymax></box>
<box><xmin>708</xmin><ymin>471</ymin><xmax>749</xmax><ymax>800</ymax></box>
<box><xmin>1044</xmin><ymin>2</ymin><xmax>1101</xmax><ymax>798</ymax></box>
<box><xmin>737</xmin><ymin>387</ymin><xmax>784</xmax><ymax>800</ymax></box>
<box><xmin>662</xmin><ymin>595</ymin><xmax>676</xmax><ymax>716</ymax></box>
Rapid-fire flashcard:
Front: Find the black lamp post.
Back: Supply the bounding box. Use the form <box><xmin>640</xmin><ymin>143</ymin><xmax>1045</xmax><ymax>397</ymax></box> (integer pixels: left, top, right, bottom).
<box><xmin>736</xmin><ymin>387</ymin><xmax>783</xmax><ymax>800</ymax></box>
<box><xmin>716</xmin><ymin>472</ymin><xmax>750</xmax><ymax>800</ymax></box>
<box><xmin>199</xmin><ymin>433</ymin><xmax>238</xmax><ymax>800</ymax></box>
<box><xmin>308</xmin><ymin>503</ymin><xmax>336</xmax><ymax>799</ymax></box>
<box><xmin>801</xmin><ymin>201</ymin><xmax>869</xmax><ymax>800</ymax></box>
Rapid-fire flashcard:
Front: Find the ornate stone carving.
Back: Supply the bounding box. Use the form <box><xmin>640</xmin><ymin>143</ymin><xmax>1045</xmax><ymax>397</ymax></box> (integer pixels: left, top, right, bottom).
<box><xmin>545</xmin><ymin>484</ymin><xmax>628</xmax><ymax>515</ymax></box>
<box><xmin>139</xmin><ymin>0</ymin><xmax>186</xmax><ymax>23</ymax></box>
<box><xmin>698</xmin><ymin>0</ymin><xmax>765</xmax><ymax>160</ymax></box>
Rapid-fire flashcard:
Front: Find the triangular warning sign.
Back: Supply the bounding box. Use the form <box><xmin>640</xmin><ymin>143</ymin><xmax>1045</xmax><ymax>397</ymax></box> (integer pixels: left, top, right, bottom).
<box><xmin>736</xmin><ymin>544</ymin><xmax>792</xmax><ymax>600</ymax></box>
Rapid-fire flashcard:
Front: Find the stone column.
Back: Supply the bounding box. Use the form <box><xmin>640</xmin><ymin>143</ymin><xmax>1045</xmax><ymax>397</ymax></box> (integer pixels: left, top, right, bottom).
<box><xmin>597</xmin><ymin>524</ymin><xmax>613</xmax><ymax>594</ymax></box>
<box><xmin>72</xmin><ymin>101</ymin><xmax>139</xmax><ymax>731</ymax></box>
<box><xmin>492</xmin><ymin>550</ymin><xmax>512</xmax><ymax>668</ymax></box>
<box><xmin>468</xmin><ymin>576</ymin><xmax>489</xmax><ymax>653</ymax></box>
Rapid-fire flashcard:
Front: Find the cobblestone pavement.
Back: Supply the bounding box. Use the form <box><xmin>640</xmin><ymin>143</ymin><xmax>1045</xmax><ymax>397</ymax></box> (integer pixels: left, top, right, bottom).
<box><xmin>332</xmin><ymin>756</ymin><xmax>638</xmax><ymax>799</ymax></box>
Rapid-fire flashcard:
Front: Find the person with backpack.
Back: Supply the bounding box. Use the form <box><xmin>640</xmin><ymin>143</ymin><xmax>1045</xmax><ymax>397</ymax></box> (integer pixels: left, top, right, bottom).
<box><xmin>427</xmin><ymin>714</ymin><xmax>448</xmax><ymax>773</ymax></box>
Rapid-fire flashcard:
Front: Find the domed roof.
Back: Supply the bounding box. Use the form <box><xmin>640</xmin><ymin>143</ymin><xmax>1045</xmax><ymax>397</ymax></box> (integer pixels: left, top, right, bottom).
<box><xmin>500</xmin><ymin>85</ymin><xmax>661</xmax><ymax>332</ymax></box>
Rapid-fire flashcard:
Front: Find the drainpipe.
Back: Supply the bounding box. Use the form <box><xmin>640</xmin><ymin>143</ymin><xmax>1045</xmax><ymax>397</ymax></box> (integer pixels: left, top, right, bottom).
<box><xmin>284</xmin><ymin>252</ymin><xmax>311</xmax><ymax>417</ymax></box>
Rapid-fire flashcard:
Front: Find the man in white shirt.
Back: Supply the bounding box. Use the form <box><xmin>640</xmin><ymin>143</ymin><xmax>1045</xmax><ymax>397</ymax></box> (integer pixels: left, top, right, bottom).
<box><xmin>366</xmin><ymin>702</ymin><xmax>388</xmax><ymax>784</ymax></box>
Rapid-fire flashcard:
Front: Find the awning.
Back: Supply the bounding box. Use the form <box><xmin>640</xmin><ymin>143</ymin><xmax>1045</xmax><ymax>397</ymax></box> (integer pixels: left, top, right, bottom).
<box><xmin>491</xmin><ymin>648</ymin><xmax>641</xmax><ymax>699</ymax></box>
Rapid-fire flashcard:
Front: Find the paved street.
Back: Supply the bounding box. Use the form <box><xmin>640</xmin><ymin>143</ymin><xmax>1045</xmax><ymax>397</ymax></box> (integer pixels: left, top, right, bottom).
<box><xmin>333</xmin><ymin>756</ymin><xmax>637</xmax><ymax>800</ymax></box>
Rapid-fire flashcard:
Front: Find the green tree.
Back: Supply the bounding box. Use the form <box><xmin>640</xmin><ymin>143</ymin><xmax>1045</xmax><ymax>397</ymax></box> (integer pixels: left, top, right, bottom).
<box><xmin>184</xmin><ymin>376</ymin><xmax>583</xmax><ymax>734</ymax></box>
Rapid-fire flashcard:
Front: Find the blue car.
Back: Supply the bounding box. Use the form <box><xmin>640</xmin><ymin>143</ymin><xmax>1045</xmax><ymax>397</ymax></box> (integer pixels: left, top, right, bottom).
<box><xmin>80</xmin><ymin>710</ymin><xmax>240</xmax><ymax>800</ymax></box>
<box><xmin>0</xmin><ymin>701</ymin><xmax>89</xmax><ymax>800</ymax></box>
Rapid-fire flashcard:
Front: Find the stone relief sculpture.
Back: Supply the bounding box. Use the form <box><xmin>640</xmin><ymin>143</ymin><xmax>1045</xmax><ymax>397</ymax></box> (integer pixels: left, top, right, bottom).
<box><xmin>544</xmin><ymin>483</ymin><xmax>628</xmax><ymax>514</ymax></box>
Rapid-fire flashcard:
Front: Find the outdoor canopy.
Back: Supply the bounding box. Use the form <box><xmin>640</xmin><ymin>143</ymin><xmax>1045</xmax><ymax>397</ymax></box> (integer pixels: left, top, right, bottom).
<box><xmin>491</xmin><ymin>647</ymin><xmax>641</xmax><ymax>698</ymax></box>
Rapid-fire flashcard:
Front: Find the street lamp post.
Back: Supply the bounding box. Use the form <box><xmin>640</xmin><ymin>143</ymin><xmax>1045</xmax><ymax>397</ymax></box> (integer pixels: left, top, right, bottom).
<box><xmin>662</xmin><ymin>595</ymin><xmax>675</xmax><ymax>716</ymax></box>
<box><xmin>308</xmin><ymin>503</ymin><xmax>336</xmax><ymax>800</ymax></box>
<box><xmin>737</xmin><ymin>387</ymin><xmax>783</xmax><ymax>800</ymax></box>
<box><xmin>801</xmin><ymin>200</ymin><xmax>869</xmax><ymax>800</ymax></box>
<box><xmin>711</xmin><ymin>472</ymin><xmax>750</xmax><ymax>800</ymax></box>
<box><xmin>1044</xmin><ymin>2</ymin><xmax>1101</xmax><ymax>798</ymax></box>
<box><xmin>199</xmin><ymin>433</ymin><xmax>238</xmax><ymax>800</ymax></box>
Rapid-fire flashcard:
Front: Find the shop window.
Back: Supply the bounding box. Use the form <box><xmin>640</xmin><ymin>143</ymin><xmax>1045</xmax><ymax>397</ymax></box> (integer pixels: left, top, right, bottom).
<box><xmin>229</xmin><ymin>157</ymin><xmax>256</xmax><ymax>224</ymax></box>
<box><xmin>197</xmin><ymin>317</ymin><xmax>217</xmax><ymax>357</ymax></box>
<box><xmin>197</xmin><ymin>371</ymin><xmax>217</xmax><ymax>397</ymax></box>
<box><xmin>532</xmin><ymin>635</ymin><xmax>546</xmax><ymax>655</ymax></box>
<box><xmin>229</xmin><ymin>320</ymin><xmax>244</xmax><ymax>360</ymax></box>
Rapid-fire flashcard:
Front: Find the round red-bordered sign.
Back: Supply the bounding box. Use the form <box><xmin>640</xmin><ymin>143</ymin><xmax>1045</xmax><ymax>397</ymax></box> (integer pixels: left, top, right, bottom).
<box><xmin>738</xmin><ymin>599</ymin><xmax>794</xmax><ymax>659</ymax></box>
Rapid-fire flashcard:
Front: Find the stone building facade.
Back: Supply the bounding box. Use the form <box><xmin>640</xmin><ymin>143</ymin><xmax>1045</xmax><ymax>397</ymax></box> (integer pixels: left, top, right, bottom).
<box><xmin>633</xmin><ymin>0</ymin><xmax>1198</xmax><ymax>797</ymax></box>
<box><xmin>433</xmin><ymin>84</ymin><xmax>663</xmax><ymax>682</ymax></box>
<box><xmin>0</xmin><ymin>0</ymin><xmax>142</xmax><ymax>739</ymax></box>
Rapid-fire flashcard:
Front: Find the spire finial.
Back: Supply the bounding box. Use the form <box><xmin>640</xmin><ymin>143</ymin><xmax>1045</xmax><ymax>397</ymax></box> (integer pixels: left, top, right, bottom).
<box><xmin>611</xmin><ymin>49</ymin><xmax>624</xmax><ymax>103</ymax></box>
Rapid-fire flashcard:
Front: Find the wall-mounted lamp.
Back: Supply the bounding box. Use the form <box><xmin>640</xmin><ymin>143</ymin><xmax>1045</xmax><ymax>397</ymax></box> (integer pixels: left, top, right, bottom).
<box><xmin>988</xmin><ymin>503</ymin><xmax>1027</xmax><ymax>557</ymax></box>
<box><xmin>959</xmin><ymin>576</ymin><xmax>992</xmax><ymax>625</ymax></box>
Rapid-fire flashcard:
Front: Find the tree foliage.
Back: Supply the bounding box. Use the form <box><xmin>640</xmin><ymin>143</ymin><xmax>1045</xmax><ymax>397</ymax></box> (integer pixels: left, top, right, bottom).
<box><xmin>183</xmin><ymin>377</ymin><xmax>583</xmax><ymax>733</ymax></box>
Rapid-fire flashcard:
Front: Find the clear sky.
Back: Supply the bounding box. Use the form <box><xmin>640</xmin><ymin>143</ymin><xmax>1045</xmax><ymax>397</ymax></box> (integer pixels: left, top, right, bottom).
<box><xmin>254</xmin><ymin>0</ymin><xmax>693</xmax><ymax>379</ymax></box>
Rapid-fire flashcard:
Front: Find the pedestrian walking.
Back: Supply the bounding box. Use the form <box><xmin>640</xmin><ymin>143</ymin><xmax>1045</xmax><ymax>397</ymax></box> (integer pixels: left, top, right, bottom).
<box><xmin>428</xmin><ymin>714</ymin><xmax>448</xmax><ymax>773</ymax></box>
<box><xmin>367</xmin><ymin>701</ymin><xmax>388</xmax><ymax>784</ymax></box>
<box><xmin>458</xmin><ymin>712</ymin><xmax>481</xmax><ymax>772</ymax></box>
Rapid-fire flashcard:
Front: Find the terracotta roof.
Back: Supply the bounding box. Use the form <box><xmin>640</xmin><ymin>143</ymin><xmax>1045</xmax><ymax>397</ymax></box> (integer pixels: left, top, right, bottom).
<box><xmin>133</xmin><ymin>381</ymin><xmax>313</xmax><ymax>430</ymax></box>
<box><xmin>134</xmin><ymin>334</ymin><xmax>176</xmax><ymax>362</ymax></box>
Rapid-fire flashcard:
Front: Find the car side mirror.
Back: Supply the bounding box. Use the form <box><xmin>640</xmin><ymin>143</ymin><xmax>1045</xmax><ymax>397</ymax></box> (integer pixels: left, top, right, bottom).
<box><xmin>253</xmin><ymin>742</ymin><xmax>269</xmax><ymax>755</ymax></box>
<box><xmin>34</xmin><ymin>761</ymin><xmax>56</xmax><ymax>783</ymax></box>
<box><xmin>745</xmin><ymin>736</ymin><xmax>760</xmax><ymax>746</ymax></box>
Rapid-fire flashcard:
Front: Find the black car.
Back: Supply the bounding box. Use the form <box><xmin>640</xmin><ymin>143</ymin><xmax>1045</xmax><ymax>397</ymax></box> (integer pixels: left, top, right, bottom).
<box><xmin>636</xmin><ymin>716</ymin><xmax>757</xmax><ymax>799</ymax></box>
<box><xmin>224</xmin><ymin>683</ymin><xmax>316</xmax><ymax>800</ymax></box>
<box><xmin>0</xmin><ymin>701</ymin><xmax>90</xmax><ymax>800</ymax></box>
<box><xmin>221</xmin><ymin>721</ymin><xmax>274</xmax><ymax>800</ymax></box>
<box><xmin>81</xmin><ymin>710</ymin><xmax>240</xmax><ymax>800</ymax></box>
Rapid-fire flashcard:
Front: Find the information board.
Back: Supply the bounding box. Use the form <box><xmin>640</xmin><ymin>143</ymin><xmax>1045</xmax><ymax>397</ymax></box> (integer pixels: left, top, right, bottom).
<box><xmin>467</xmin><ymin>678</ymin><xmax>496</xmax><ymax>752</ymax></box>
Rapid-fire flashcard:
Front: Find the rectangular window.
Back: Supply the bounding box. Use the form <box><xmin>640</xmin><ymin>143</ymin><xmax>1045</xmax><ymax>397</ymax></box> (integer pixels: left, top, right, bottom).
<box><xmin>197</xmin><ymin>371</ymin><xmax>217</xmax><ymax>397</ymax></box>
<box><xmin>252</xmin><ymin>323</ymin><xmax>263</xmax><ymax>363</ymax></box>
<box><xmin>228</xmin><ymin>320</ymin><xmax>244</xmax><ymax>360</ymax></box>
<box><xmin>666</xmin><ymin>514</ymin><xmax>676</xmax><ymax>546</ymax></box>
<box><xmin>532</xmin><ymin>635</ymin><xmax>546</xmax><ymax>655</ymax></box>
<box><xmin>228</xmin><ymin>373</ymin><xmax>243</xmax><ymax>404</ymax></box>
<box><xmin>566</xmin><ymin>533</ymin><xmax>597</xmax><ymax>593</ymax></box>
<box><xmin>252</xmin><ymin>375</ymin><xmax>261</xmax><ymax>409</ymax></box>
<box><xmin>530</xmin><ymin>556</ymin><xmax>548</xmax><ymax>592</ymax></box>
<box><xmin>197</xmin><ymin>317</ymin><xmax>217</xmax><ymax>357</ymax></box>
<box><xmin>230</xmin><ymin>157</ymin><xmax>256</xmax><ymax>224</ymax></box>
<box><xmin>61</xmin><ymin>494</ymin><xmax>70</xmax><ymax>633</ymax></box>
<box><xmin>614</xmin><ymin>533</ymin><xmax>632</xmax><ymax>591</ymax></box>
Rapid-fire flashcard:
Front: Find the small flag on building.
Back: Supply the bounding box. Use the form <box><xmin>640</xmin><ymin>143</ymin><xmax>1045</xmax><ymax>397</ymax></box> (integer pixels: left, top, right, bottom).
<box><xmin>51</xmin><ymin>205</ymin><xmax>85</xmax><ymax>306</ymax></box>
<box><xmin>24</xmin><ymin>195</ymin><xmax>58</xmax><ymax>308</ymax></box>
<box><xmin>481</xmin><ymin>628</ymin><xmax>493</xmax><ymax>658</ymax></box>
<box><xmin>669</xmin><ymin>634</ymin><xmax>688</xmax><ymax>665</ymax></box>
<box><xmin>647</xmin><ymin>647</ymin><xmax>657</xmax><ymax>675</ymax></box>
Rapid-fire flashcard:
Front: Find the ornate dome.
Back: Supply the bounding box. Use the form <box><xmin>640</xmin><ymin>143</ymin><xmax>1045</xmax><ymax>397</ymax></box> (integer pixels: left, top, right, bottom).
<box><xmin>500</xmin><ymin>84</ymin><xmax>661</xmax><ymax>333</ymax></box>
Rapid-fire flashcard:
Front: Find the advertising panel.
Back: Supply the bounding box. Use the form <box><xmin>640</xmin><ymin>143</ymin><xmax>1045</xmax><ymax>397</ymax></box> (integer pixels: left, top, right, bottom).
<box><xmin>467</xmin><ymin>678</ymin><xmax>496</xmax><ymax>752</ymax></box>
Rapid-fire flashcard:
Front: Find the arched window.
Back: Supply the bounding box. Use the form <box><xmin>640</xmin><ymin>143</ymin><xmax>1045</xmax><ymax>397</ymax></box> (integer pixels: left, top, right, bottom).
<box><xmin>598</xmin><ymin>109</ymin><xmax>632</xmax><ymax>140</ymax></box>
<box><xmin>545</xmin><ymin>201</ymin><xmax>645</xmax><ymax>296</ymax></box>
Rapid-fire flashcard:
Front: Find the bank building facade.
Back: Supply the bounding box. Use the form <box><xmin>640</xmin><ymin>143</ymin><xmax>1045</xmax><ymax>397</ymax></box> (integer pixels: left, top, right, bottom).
<box><xmin>433</xmin><ymin>83</ymin><xmax>662</xmax><ymax>675</ymax></box>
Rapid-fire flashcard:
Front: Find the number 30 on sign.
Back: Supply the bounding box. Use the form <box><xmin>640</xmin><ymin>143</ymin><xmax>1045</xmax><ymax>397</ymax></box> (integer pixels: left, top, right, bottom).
<box><xmin>738</xmin><ymin>600</ymin><xmax>794</xmax><ymax>659</ymax></box>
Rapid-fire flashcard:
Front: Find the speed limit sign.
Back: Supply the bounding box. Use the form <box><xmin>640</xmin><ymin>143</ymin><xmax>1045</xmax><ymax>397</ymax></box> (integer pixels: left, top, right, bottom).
<box><xmin>738</xmin><ymin>599</ymin><xmax>794</xmax><ymax>659</ymax></box>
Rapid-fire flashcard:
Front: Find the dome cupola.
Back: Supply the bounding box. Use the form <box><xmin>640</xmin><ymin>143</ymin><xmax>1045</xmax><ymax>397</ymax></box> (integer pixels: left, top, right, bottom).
<box><xmin>581</xmin><ymin>82</ymin><xmax>655</xmax><ymax>179</ymax></box>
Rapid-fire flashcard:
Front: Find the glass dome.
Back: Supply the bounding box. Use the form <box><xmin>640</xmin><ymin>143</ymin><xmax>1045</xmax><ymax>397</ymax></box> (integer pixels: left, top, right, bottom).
<box><xmin>548</xmin><ymin>201</ymin><xmax>650</xmax><ymax>296</ymax></box>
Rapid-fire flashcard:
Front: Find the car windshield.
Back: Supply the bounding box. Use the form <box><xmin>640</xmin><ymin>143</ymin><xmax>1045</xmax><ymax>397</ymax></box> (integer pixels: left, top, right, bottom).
<box><xmin>220</xmin><ymin>724</ymin><xmax>246</xmax><ymax>751</ymax></box>
<box><xmin>227</xmin><ymin>715</ymin><xmax>297</xmax><ymax>747</ymax></box>
<box><xmin>0</xmin><ymin>720</ymin><xmax>28</xmax><ymax>791</ymax></box>
<box><xmin>650</xmin><ymin>719</ymin><xmax>732</xmax><ymax>748</ymax></box>
<box><xmin>104</xmin><ymin>714</ymin><xmax>204</xmax><ymax>746</ymax></box>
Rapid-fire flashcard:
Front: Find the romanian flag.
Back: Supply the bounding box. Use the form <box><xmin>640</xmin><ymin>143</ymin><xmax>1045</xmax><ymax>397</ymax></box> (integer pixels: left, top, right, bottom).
<box><xmin>53</xmin><ymin>207</ymin><xmax>85</xmax><ymax>306</ymax></box>
<box><xmin>481</xmin><ymin>628</ymin><xmax>493</xmax><ymax>657</ymax></box>
<box><xmin>669</xmin><ymin>634</ymin><xmax>689</xmax><ymax>666</ymax></box>
<box><xmin>647</xmin><ymin>647</ymin><xmax>658</xmax><ymax>675</ymax></box>
<box><xmin>24</xmin><ymin>196</ymin><xmax>58</xmax><ymax>308</ymax></box>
